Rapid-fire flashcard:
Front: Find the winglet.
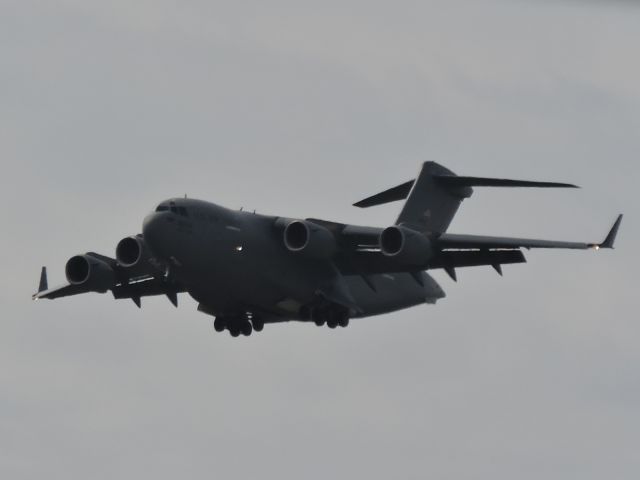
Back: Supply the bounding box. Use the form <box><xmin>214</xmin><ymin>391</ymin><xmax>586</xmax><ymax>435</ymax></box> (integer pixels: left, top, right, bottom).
<box><xmin>32</xmin><ymin>267</ymin><xmax>48</xmax><ymax>300</ymax></box>
<box><xmin>596</xmin><ymin>214</ymin><xmax>623</xmax><ymax>249</ymax></box>
<box><xmin>38</xmin><ymin>267</ymin><xmax>48</xmax><ymax>293</ymax></box>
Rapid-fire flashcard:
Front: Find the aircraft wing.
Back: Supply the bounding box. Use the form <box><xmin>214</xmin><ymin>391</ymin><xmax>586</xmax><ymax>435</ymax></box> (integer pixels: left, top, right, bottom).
<box><xmin>437</xmin><ymin>214</ymin><xmax>623</xmax><ymax>251</ymax></box>
<box><xmin>310</xmin><ymin>214</ymin><xmax>622</xmax><ymax>278</ymax></box>
<box><xmin>33</xmin><ymin>280</ymin><xmax>91</xmax><ymax>300</ymax></box>
<box><xmin>32</xmin><ymin>250</ymin><xmax>185</xmax><ymax>308</ymax></box>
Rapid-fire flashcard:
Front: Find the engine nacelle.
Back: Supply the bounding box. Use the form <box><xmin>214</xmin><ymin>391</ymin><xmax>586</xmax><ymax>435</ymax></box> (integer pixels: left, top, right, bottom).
<box><xmin>380</xmin><ymin>225</ymin><xmax>433</xmax><ymax>264</ymax></box>
<box><xmin>116</xmin><ymin>235</ymin><xmax>150</xmax><ymax>268</ymax></box>
<box><xmin>65</xmin><ymin>254</ymin><xmax>116</xmax><ymax>292</ymax></box>
<box><xmin>283</xmin><ymin>220</ymin><xmax>336</xmax><ymax>259</ymax></box>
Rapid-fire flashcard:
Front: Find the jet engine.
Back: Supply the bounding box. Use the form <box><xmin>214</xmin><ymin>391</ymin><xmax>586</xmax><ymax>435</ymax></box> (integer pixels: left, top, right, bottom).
<box><xmin>65</xmin><ymin>254</ymin><xmax>116</xmax><ymax>292</ymax></box>
<box><xmin>380</xmin><ymin>225</ymin><xmax>433</xmax><ymax>264</ymax></box>
<box><xmin>283</xmin><ymin>220</ymin><xmax>336</xmax><ymax>259</ymax></box>
<box><xmin>116</xmin><ymin>235</ymin><xmax>150</xmax><ymax>268</ymax></box>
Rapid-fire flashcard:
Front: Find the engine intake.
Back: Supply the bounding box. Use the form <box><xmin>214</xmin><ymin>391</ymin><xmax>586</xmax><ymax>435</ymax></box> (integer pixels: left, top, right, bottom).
<box><xmin>116</xmin><ymin>235</ymin><xmax>149</xmax><ymax>268</ymax></box>
<box><xmin>380</xmin><ymin>226</ymin><xmax>433</xmax><ymax>264</ymax></box>
<box><xmin>65</xmin><ymin>255</ymin><xmax>115</xmax><ymax>292</ymax></box>
<box><xmin>283</xmin><ymin>220</ymin><xmax>336</xmax><ymax>259</ymax></box>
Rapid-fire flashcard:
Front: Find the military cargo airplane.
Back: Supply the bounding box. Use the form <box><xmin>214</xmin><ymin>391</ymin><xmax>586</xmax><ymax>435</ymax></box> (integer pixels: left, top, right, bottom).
<box><xmin>33</xmin><ymin>162</ymin><xmax>622</xmax><ymax>336</ymax></box>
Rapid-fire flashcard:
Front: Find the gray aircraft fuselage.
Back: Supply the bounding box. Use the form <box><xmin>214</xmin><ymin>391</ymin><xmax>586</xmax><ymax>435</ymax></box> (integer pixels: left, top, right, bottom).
<box><xmin>143</xmin><ymin>198</ymin><xmax>443</xmax><ymax>322</ymax></box>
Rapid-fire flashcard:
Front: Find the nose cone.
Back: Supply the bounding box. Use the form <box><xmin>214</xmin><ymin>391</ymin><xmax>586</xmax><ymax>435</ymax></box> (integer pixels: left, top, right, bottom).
<box><xmin>142</xmin><ymin>212</ymin><xmax>166</xmax><ymax>257</ymax></box>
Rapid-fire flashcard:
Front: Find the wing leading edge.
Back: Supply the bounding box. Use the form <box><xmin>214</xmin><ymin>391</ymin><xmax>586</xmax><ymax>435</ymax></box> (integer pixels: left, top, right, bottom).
<box><xmin>437</xmin><ymin>214</ymin><xmax>623</xmax><ymax>251</ymax></box>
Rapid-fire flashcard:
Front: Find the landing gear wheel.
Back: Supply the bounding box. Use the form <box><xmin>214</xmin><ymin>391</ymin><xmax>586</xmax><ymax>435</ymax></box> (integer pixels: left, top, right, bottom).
<box><xmin>338</xmin><ymin>311</ymin><xmax>350</xmax><ymax>328</ymax></box>
<box><xmin>241</xmin><ymin>322</ymin><xmax>253</xmax><ymax>336</ymax></box>
<box><xmin>252</xmin><ymin>320</ymin><xmax>264</xmax><ymax>332</ymax></box>
<box><xmin>327</xmin><ymin>319</ymin><xmax>338</xmax><ymax>329</ymax></box>
<box><xmin>229</xmin><ymin>327</ymin><xmax>240</xmax><ymax>337</ymax></box>
<box><xmin>213</xmin><ymin>317</ymin><xmax>226</xmax><ymax>332</ymax></box>
<box><xmin>311</xmin><ymin>307</ymin><xmax>327</xmax><ymax>326</ymax></box>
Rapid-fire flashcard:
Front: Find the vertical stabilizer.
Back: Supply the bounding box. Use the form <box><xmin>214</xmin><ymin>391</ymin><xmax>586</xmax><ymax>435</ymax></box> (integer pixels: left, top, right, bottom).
<box><xmin>395</xmin><ymin>162</ymin><xmax>472</xmax><ymax>233</ymax></box>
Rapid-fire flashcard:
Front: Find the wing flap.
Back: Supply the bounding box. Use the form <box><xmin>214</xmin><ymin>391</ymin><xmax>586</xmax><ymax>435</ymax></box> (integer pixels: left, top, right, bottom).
<box><xmin>429</xmin><ymin>250</ymin><xmax>526</xmax><ymax>269</ymax></box>
<box><xmin>111</xmin><ymin>277</ymin><xmax>185</xmax><ymax>300</ymax></box>
<box><xmin>334</xmin><ymin>249</ymin><xmax>526</xmax><ymax>275</ymax></box>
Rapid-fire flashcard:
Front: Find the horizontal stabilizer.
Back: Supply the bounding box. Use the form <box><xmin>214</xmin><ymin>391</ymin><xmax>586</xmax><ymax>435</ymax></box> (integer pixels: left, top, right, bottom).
<box><xmin>353</xmin><ymin>172</ymin><xmax>578</xmax><ymax>209</ymax></box>
<box><xmin>433</xmin><ymin>175</ymin><xmax>579</xmax><ymax>189</ymax></box>
<box><xmin>353</xmin><ymin>180</ymin><xmax>414</xmax><ymax>208</ymax></box>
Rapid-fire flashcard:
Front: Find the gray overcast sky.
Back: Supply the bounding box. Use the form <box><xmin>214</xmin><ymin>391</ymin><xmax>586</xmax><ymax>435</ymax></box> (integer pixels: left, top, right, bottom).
<box><xmin>1</xmin><ymin>1</ymin><xmax>638</xmax><ymax>478</ymax></box>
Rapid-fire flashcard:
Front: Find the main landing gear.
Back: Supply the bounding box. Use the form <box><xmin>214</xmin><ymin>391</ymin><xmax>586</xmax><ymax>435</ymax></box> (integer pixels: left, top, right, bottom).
<box><xmin>302</xmin><ymin>306</ymin><xmax>350</xmax><ymax>329</ymax></box>
<box><xmin>214</xmin><ymin>314</ymin><xmax>263</xmax><ymax>337</ymax></box>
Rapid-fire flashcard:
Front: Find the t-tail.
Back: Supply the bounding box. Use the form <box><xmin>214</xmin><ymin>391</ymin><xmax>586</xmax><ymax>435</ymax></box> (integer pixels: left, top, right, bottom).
<box><xmin>353</xmin><ymin>161</ymin><xmax>580</xmax><ymax>234</ymax></box>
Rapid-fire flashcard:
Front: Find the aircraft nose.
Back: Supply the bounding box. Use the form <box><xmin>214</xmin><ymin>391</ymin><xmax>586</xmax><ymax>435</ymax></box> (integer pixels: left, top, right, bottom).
<box><xmin>142</xmin><ymin>212</ymin><xmax>166</xmax><ymax>255</ymax></box>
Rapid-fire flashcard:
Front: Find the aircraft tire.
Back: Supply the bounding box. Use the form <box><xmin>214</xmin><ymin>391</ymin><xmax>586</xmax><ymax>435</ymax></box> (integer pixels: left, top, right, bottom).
<box><xmin>252</xmin><ymin>319</ymin><xmax>264</xmax><ymax>332</ymax></box>
<box><xmin>213</xmin><ymin>317</ymin><xmax>226</xmax><ymax>332</ymax></box>
<box><xmin>240</xmin><ymin>321</ymin><xmax>253</xmax><ymax>336</ymax></box>
<box><xmin>327</xmin><ymin>319</ymin><xmax>338</xmax><ymax>329</ymax></box>
<box><xmin>337</xmin><ymin>310</ymin><xmax>349</xmax><ymax>328</ymax></box>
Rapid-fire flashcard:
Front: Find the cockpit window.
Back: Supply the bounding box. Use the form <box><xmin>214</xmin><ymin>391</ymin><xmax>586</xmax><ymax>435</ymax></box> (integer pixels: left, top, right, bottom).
<box><xmin>156</xmin><ymin>202</ymin><xmax>188</xmax><ymax>217</ymax></box>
